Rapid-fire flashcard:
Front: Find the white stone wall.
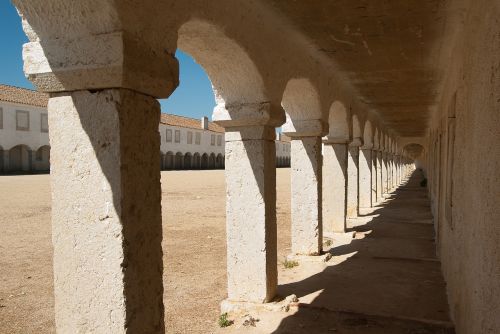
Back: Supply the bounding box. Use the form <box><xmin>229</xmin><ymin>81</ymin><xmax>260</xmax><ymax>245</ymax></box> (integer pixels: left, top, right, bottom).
<box><xmin>0</xmin><ymin>101</ymin><xmax>291</xmax><ymax>172</ymax></box>
<box><xmin>159</xmin><ymin>123</ymin><xmax>224</xmax><ymax>156</ymax></box>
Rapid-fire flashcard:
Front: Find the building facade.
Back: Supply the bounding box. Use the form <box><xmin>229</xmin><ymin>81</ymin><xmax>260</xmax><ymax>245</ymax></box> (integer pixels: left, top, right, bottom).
<box><xmin>0</xmin><ymin>85</ymin><xmax>291</xmax><ymax>174</ymax></box>
<box><xmin>0</xmin><ymin>84</ymin><xmax>50</xmax><ymax>173</ymax></box>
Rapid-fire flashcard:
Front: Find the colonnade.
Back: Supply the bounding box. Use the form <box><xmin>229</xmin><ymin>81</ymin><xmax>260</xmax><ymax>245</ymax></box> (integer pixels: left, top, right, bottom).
<box><xmin>0</xmin><ymin>145</ymin><xmax>50</xmax><ymax>174</ymax></box>
<box><xmin>12</xmin><ymin>7</ymin><xmax>415</xmax><ymax>331</ymax></box>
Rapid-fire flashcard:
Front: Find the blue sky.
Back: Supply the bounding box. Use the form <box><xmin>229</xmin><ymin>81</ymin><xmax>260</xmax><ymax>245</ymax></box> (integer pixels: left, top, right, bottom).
<box><xmin>0</xmin><ymin>1</ymin><xmax>216</xmax><ymax>120</ymax></box>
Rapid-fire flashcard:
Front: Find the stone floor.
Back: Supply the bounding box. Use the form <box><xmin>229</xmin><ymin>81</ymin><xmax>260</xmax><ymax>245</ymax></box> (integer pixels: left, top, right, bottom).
<box><xmin>221</xmin><ymin>171</ymin><xmax>455</xmax><ymax>333</ymax></box>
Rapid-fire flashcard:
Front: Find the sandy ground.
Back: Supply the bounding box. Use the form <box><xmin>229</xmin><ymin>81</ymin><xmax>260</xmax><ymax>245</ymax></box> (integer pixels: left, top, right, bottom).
<box><xmin>0</xmin><ymin>169</ymin><xmax>292</xmax><ymax>334</ymax></box>
<box><xmin>0</xmin><ymin>170</ymin><xmax>453</xmax><ymax>334</ymax></box>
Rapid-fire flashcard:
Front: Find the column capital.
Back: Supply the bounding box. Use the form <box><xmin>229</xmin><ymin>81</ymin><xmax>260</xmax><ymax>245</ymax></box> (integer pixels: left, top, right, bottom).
<box><xmin>282</xmin><ymin>119</ymin><xmax>327</xmax><ymax>138</ymax></box>
<box><xmin>23</xmin><ymin>31</ymin><xmax>178</xmax><ymax>98</ymax></box>
<box><xmin>213</xmin><ymin>102</ymin><xmax>285</xmax><ymax>128</ymax></box>
<box><xmin>349</xmin><ymin>137</ymin><xmax>363</xmax><ymax>147</ymax></box>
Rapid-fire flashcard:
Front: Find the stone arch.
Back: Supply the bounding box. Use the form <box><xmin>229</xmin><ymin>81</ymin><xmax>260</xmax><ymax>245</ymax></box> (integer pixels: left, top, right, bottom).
<box><xmin>201</xmin><ymin>153</ymin><xmax>209</xmax><ymax>169</ymax></box>
<box><xmin>327</xmin><ymin>101</ymin><xmax>350</xmax><ymax>142</ymax></box>
<box><xmin>177</xmin><ymin>19</ymin><xmax>282</xmax><ymax>125</ymax></box>
<box><xmin>166</xmin><ymin>151</ymin><xmax>174</xmax><ymax>170</ymax></box>
<box><xmin>193</xmin><ymin>153</ymin><xmax>201</xmax><ymax>169</ymax></box>
<box><xmin>34</xmin><ymin>145</ymin><xmax>50</xmax><ymax>172</ymax></box>
<box><xmin>8</xmin><ymin>144</ymin><xmax>32</xmax><ymax>173</ymax></box>
<box><xmin>184</xmin><ymin>152</ymin><xmax>193</xmax><ymax>169</ymax></box>
<box><xmin>174</xmin><ymin>152</ymin><xmax>184</xmax><ymax>170</ymax></box>
<box><xmin>281</xmin><ymin>78</ymin><xmax>322</xmax><ymax>121</ymax></box>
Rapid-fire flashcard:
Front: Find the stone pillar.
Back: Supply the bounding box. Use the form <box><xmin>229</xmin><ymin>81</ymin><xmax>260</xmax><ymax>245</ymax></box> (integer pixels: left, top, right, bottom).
<box><xmin>377</xmin><ymin>150</ymin><xmax>383</xmax><ymax>202</ymax></box>
<box><xmin>19</xmin><ymin>26</ymin><xmax>180</xmax><ymax>333</ymax></box>
<box><xmin>49</xmin><ymin>90</ymin><xmax>165</xmax><ymax>333</ymax></box>
<box><xmin>388</xmin><ymin>154</ymin><xmax>393</xmax><ymax>191</ymax></box>
<box><xmin>283</xmin><ymin>119</ymin><xmax>326</xmax><ymax>255</ymax></box>
<box><xmin>223</xmin><ymin>125</ymin><xmax>278</xmax><ymax>302</ymax></box>
<box><xmin>215</xmin><ymin>102</ymin><xmax>285</xmax><ymax>304</ymax></box>
<box><xmin>371</xmin><ymin>150</ymin><xmax>378</xmax><ymax>205</ymax></box>
<box><xmin>380</xmin><ymin>151</ymin><xmax>387</xmax><ymax>195</ymax></box>
<box><xmin>323</xmin><ymin>142</ymin><xmax>348</xmax><ymax>233</ymax></box>
<box><xmin>358</xmin><ymin>147</ymin><xmax>372</xmax><ymax>208</ymax></box>
<box><xmin>290</xmin><ymin>136</ymin><xmax>323</xmax><ymax>255</ymax></box>
<box><xmin>347</xmin><ymin>139</ymin><xmax>361</xmax><ymax>218</ymax></box>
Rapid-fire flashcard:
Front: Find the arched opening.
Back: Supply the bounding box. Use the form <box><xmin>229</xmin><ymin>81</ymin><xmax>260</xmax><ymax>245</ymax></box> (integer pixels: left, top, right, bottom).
<box><xmin>208</xmin><ymin>153</ymin><xmax>216</xmax><ymax>169</ymax></box>
<box><xmin>201</xmin><ymin>153</ymin><xmax>209</xmax><ymax>169</ymax></box>
<box><xmin>216</xmin><ymin>154</ymin><xmax>224</xmax><ymax>169</ymax></box>
<box><xmin>281</xmin><ymin>78</ymin><xmax>322</xmax><ymax>122</ymax></box>
<box><xmin>174</xmin><ymin>152</ymin><xmax>184</xmax><ymax>170</ymax></box>
<box><xmin>34</xmin><ymin>145</ymin><xmax>50</xmax><ymax>173</ymax></box>
<box><xmin>8</xmin><ymin>145</ymin><xmax>32</xmax><ymax>173</ymax></box>
<box><xmin>166</xmin><ymin>152</ymin><xmax>174</xmax><ymax>170</ymax></box>
<box><xmin>327</xmin><ymin>101</ymin><xmax>349</xmax><ymax>141</ymax></box>
<box><xmin>0</xmin><ymin>146</ymin><xmax>4</xmax><ymax>173</ymax></box>
<box><xmin>160</xmin><ymin>152</ymin><xmax>166</xmax><ymax>170</ymax></box>
<box><xmin>184</xmin><ymin>153</ymin><xmax>193</xmax><ymax>170</ymax></box>
<box><xmin>403</xmin><ymin>143</ymin><xmax>425</xmax><ymax>161</ymax></box>
<box><xmin>193</xmin><ymin>153</ymin><xmax>201</xmax><ymax>169</ymax></box>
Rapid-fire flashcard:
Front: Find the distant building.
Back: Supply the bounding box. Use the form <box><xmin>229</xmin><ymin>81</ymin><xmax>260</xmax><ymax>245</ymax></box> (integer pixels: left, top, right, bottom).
<box><xmin>0</xmin><ymin>84</ymin><xmax>50</xmax><ymax>173</ymax></box>
<box><xmin>0</xmin><ymin>85</ymin><xmax>290</xmax><ymax>174</ymax></box>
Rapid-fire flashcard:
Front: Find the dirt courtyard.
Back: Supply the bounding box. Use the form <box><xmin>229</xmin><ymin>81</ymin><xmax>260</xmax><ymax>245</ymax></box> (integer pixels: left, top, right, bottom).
<box><xmin>0</xmin><ymin>169</ymin><xmax>292</xmax><ymax>334</ymax></box>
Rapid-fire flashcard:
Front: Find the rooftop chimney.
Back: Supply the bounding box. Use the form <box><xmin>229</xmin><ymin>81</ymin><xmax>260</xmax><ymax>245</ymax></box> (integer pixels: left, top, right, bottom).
<box><xmin>201</xmin><ymin>116</ymin><xmax>209</xmax><ymax>130</ymax></box>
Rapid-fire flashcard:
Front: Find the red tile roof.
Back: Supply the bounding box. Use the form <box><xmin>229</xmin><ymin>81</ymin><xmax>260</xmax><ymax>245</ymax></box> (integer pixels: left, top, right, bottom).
<box><xmin>0</xmin><ymin>84</ymin><xmax>48</xmax><ymax>108</ymax></box>
<box><xmin>160</xmin><ymin>113</ymin><xmax>224</xmax><ymax>133</ymax></box>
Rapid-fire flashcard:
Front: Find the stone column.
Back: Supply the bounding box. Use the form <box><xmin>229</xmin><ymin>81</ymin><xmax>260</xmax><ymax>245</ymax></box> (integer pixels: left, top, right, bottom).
<box><xmin>359</xmin><ymin>147</ymin><xmax>372</xmax><ymax>208</ymax></box>
<box><xmin>224</xmin><ymin>125</ymin><xmax>278</xmax><ymax>302</ymax></box>
<box><xmin>323</xmin><ymin>141</ymin><xmax>348</xmax><ymax>233</ymax></box>
<box><xmin>371</xmin><ymin>149</ymin><xmax>378</xmax><ymax>205</ymax></box>
<box><xmin>283</xmin><ymin>119</ymin><xmax>326</xmax><ymax>255</ymax></box>
<box><xmin>382</xmin><ymin>151</ymin><xmax>388</xmax><ymax>195</ymax></box>
<box><xmin>20</xmin><ymin>30</ymin><xmax>179</xmax><ymax>333</ymax></box>
<box><xmin>347</xmin><ymin>139</ymin><xmax>361</xmax><ymax>218</ymax></box>
<box><xmin>49</xmin><ymin>90</ymin><xmax>165</xmax><ymax>333</ymax></box>
<box><xmin>215</xmin><ymin>102</ymin><xmax>285</xmax><ymax>304</ymax></box>
<box><xmin>388</xmin><ymin>154</ymin><xmax>393</xmax><ymax>191</ymax></box>
<box><xmin>377</xmin><ymin>150</ymin><xmax>383</xmax><ymax>202</ymax></box>
<box><xmin>289</xmin><ymin>136</ymin><xmax>323</xmax><ymax>255</ymax></box>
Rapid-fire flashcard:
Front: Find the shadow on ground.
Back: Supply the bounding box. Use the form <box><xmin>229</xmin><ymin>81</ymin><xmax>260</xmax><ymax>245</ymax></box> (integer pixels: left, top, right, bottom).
<box><xmin>269</xmin><ymin>170</ymin><xmax>454</xmax><ymax>333</ymax></box>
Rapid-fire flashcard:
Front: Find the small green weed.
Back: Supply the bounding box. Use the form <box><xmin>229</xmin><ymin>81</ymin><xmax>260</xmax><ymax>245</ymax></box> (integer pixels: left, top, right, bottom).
<box><xmin>324</xmin><ymin>239</ymin><xmax>333</xmax><ymax>247</ymax></box>
<box><xmin>283</xmin><ymin>259</ymin><xmax>299</xmax><ymax>269</ymax></box>
<box><xmin>218</xmin><ymin>313</ymin><xmax>233</xmax><ymax>328</ymax></box>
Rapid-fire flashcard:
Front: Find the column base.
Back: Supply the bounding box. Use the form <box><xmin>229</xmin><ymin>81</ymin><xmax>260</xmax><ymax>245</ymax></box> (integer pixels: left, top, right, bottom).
<box><xmin>221</xmin><ymin>294</ymin><xmax>299</xmax><ymax>315</ymax></box>
<box><xmin>286</xmin><ymin>252</ymin><xmax>332</xmax><ymax>263</ymax></box>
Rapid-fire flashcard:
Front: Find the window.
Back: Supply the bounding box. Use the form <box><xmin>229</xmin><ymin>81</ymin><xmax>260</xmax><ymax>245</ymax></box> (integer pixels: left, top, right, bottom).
<box><xmin>195</xmin><ymin>132</ymin><xmax>201</xmax><ymax>145</ymax></box>
<box><xmin>40</xmin><ymin>113</ymin><xmax>48</xmax><ymax>133</ymax></box>
<box><xmin>0</xmin><ymin>107</ymin><xmax>3</xmax><ymax>129</ymax></box>
<box><xmin>16</xmin><ymin>110</ymin><xmax>29</xmax><ymax>131</ymax></box>
<box><xmin>211</xmin><ymin>134</ymin><xmax>215</xmax><ymax>146</ymax></box>
<box><xmin>36</xmin><ymin>149</ymin><xmax>43</xmax><ymax>161</ymax></box>
<box><xmin>217</xmin><ymin>135</ymin><xmax>222</xmax><ymax>146</ymax></box>
<box><xmin>174</xmin><ymin>130</ymin><xmax>181</xmax><ymax>143</ymax></box>
<box><xmin>166</xmin><ymin>129</ymin><xmax>172</xmax><ymax>142</ymax></box>
<box><xmin>187</xmin><ymin>131</ymin><xmax>193</xmax><ymax>144</ymax></box>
